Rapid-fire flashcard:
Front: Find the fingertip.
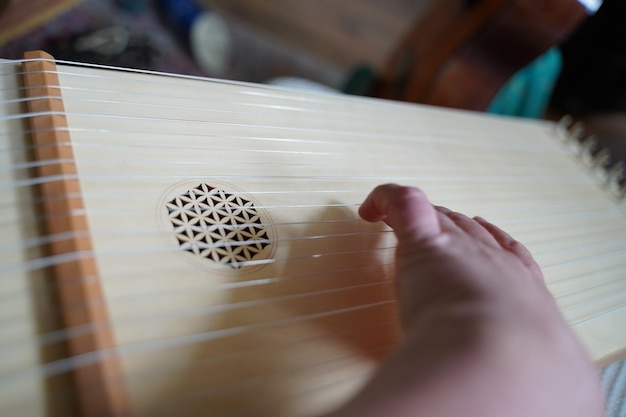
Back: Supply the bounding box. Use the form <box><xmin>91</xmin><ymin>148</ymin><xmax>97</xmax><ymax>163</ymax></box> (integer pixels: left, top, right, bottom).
<box><xmin>358</xmin><ymin>184</ymin><xmax>395</xmax><ymax>222</ymax></box>
<box><xmin>358</xmin><ymin>195</ymin><xmax>386</xmax><ymax>223</ymax></box>
<box><xmin>359</xmin><ymin>184</ymin><xmax>441</xmax><ymax>242</ymax></box>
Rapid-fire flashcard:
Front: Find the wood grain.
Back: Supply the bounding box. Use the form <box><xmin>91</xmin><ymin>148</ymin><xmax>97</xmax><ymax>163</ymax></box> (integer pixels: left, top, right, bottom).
<box><xmin>21</xmin><ymin>50</ymin><xmax>132</xmax><ymax>417</ymax></box>
<box><xmin>2</xmin><ymin>52</ymin><xmax>625</xmax><ymax>417</ymax></box>
<box><xmin>55</xmin><ymin>62</ymin><xmax>626</xmax><ymax>416</ymax></box>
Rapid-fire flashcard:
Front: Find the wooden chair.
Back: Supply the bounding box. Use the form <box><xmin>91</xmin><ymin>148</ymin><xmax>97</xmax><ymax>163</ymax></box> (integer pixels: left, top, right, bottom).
<box><xmin>374</xmin><ymin>0</ymin><xmax>588</xmax><ymax>111</ymax></box>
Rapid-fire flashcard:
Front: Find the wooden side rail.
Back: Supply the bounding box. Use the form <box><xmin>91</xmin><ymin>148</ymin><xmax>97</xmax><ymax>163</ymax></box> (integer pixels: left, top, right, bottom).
<box><xmin>21</xmin><ymin>50</ymin><xmax>132</xmax><ymax>417</ymax></box>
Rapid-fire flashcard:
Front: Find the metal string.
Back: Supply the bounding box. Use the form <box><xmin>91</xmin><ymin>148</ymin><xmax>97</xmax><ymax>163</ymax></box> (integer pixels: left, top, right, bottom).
<box><xmin>11</xmin><ymin>320</ymin><xmax>396</xmax><ymax>413</ymax></box>
<box><xmin>1</xmin><ymin>198</ymin><xmax>621</xmax><ymax>255</ymax></box>
<box><xmin>1</xmin><ymin>298</ymin><xmax>396</xmax><ymax>386</ymax></box>
<box><xmin>2</xmin><ymin>233</ymin><xmax>625</xmax><ymax>357</ymax></box>
<box><xmin>2</xmin><ymin>57</ymin><xmax>620</xmax><ymax>412</ymax></box>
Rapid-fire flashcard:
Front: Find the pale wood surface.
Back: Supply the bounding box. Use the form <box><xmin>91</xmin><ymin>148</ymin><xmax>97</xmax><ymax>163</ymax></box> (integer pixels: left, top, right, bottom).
<box><xmin>0</xmin><ymin>58</ymin><xmax>56</xmax><ymax>417</ymax></box>
<box><xmin>62</xmin><ymin>65</ymin><xmax>626</xmax><ymax>415</ymax></box>
<box><xmin>2</xmin><ymin>59</ymin><xmax>626</xmax><ymax>416</ymax></box>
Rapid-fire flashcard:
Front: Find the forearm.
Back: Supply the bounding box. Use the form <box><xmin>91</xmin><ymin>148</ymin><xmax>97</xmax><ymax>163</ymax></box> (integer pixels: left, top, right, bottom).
<box><xmin>326</xmin><ymin>312</ymin><xmax>494</xmax><ymax>417</ymax></box>
<box><xmin>325</xmin><ymin>309</ymin><xmax>603</xmax><ymax>417</ymax></box>
<box><xmin>326</xmin><ymin>185</ymin><xmax>605</xmax><ymax>417</ymax></box>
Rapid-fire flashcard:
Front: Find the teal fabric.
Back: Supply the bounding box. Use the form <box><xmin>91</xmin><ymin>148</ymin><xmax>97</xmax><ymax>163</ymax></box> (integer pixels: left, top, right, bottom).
<box><xmin>487</xmin><ymin>47</ymin><xmax>562</xmax><ymax>118</ymax></box>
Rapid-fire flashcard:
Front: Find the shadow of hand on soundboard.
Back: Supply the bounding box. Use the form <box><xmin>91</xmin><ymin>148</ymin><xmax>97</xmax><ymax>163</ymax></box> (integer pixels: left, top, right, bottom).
<box><xmin>212</xmin><ymin>202</ymin><xmax>399</xmax><ymax>416</ymax></box>
<box><xmin>160</xmin><ymin>202</ymin><xmax>401</xmax><ymax>417</ymax></box>
<box><xmin>277</xmin><ymin>202</ymin><xmax>401</xmax><ymax>362</ymax></box>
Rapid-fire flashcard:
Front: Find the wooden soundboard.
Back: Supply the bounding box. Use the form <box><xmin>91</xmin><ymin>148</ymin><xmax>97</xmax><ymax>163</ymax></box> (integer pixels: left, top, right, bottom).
<box><xmin>1</xmin><ymin>51</ymin><xmax>624</xmax><ymax>417</ymax></box>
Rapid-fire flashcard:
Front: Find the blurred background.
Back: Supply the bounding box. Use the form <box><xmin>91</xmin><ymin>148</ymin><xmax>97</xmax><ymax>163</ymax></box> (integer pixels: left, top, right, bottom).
<box><xmin>1</xmin><ymin>1</ymin><xmax>625</xmax><ymax>415</ymax></box>
<box><xmin>0</xmin><ymin>0</ymin><xmax>625</xmax><ymax>182</ymax></box>
<box><xmin>0</xmin><ymin>0</ymin><xmax>623</xmax><ymax>118</ymax></box>
<box><xmin>0</xmin><ymin>0</ymin><xmax>417</xmax><ymax>90</ymax></box>
<box><xmin>4</xmin><ymin>0</ymin><xmax>622</xmax><ymax>160</ymax></box>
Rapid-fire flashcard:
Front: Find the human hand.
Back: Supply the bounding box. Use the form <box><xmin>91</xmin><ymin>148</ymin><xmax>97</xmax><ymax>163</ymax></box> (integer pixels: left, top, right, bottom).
<box><xmin>358</xmin><ymin>183</ymin><xmax>548</xmax><ymax>332</ymax></box>
<box><xmin>325</xmin><ymin>184</ymin><xmax>604</xmax><ymax>417</ymax></box>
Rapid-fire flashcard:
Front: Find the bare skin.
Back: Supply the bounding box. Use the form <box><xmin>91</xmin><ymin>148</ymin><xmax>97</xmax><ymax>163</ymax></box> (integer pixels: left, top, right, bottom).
<box><xmin>324</xmin><ymin>184</ymin><xmax>604</xmax><ymax>417</ymax></box>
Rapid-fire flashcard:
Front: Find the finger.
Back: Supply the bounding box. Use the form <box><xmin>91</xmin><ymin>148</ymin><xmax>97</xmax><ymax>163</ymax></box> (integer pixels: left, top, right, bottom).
<box><xmin>359</xmin><ymin>184</ymin><xmax>441</xmax><ymax>243</ymax></box>
<box><xmin>433</xmin><ymin>206</ymin><xmax>462</xmax><ymax>233</ymax></box>
<box><xmin>448</xmin><ymin>211</ymin><xmax>501</xmax><ymax>247</ymax></box>
<box><xmin>434</xmin><ymin>206</ymin><xmax>499</xmax><ymax>246</ymax></box>
<box><xmin>473</xmin><ymin>216</ymin><xmax>517</xmax><ymax>249</ymax></box>
<box><xmin>474</xmin><ymin>217</ymin><xmax>544</xmax><ymax>281</ymax></box>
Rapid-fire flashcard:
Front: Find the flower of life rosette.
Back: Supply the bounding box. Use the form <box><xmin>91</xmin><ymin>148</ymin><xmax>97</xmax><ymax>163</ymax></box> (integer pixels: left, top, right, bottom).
<box><xmin>165</xmin><ymin>183</ymin><xmax>271</xmax><ymax>269</ymax></box>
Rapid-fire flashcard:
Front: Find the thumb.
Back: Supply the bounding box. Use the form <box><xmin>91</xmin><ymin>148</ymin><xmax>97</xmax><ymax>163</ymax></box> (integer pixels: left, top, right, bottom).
<box><xmin>359</xmin><ymin>184</ymin><xmax>441</xmax><ymax>244</ymax></box>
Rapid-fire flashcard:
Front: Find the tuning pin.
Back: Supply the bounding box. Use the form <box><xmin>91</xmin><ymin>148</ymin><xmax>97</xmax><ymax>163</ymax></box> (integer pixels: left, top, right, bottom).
<box><xmin>556</xmin><ymin>115</ymin><xmax>574</xmax><ymax>140</ymax></box>
<box><xmin>569</xmin><ymin>121</ymin><xmax>586</xmax><ymax>143</ymax></box>
<box><xmin>607</xmin><ymin>161</ymin><xmax>625</xmax><ymax>199</ymax></box>
<box><xmin>591</xmin><ymin>148</ymin><xmax>612</xmax><ymax>182</ymax></box>
<box><xmin>558</xmin><ymin>114</ymin><xmax>573</xmax><ymax>128</ymax></box>
<box><xmin>594</xmin><ymin>148</ymin><xmax>611</xmax><ymax>168</ymax></box>
<box><xmin>562</xmin><ymin>121</ymin><xmax>586</xmax><ymax>153</ymax></box>
<box><xmin>579</xmin><ymin>135</ymin><xmax>597</xmax><ymax>163</ymax></box>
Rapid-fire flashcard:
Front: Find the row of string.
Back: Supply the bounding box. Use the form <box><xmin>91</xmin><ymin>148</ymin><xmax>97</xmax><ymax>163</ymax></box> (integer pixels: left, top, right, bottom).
<box><xmin>2</xmin><ymin>220</ymin><xmax>624</xmax><ymax>316</ymax></box>
<box><xmin>1</xmin><ymin>197</ymin><xmax>621</xmax><ymax>251</ymax></box>
<box><xmin>2</xmin><ymin>58</ymin><xmax>626</xmax><ymax>170</ymax></box>
<box><xmin>2</xmin><ymin>56</ymin><xmax>626</xmax><ymax>415</ymax></box>
<box><xmin>2</xmin><ymin>229</ymin><xmax>625</xmax><ymax>366</ymax></box>
<box><xmin>4</xmin><ymin>314</ymin><xmax>397</xmax><ymax>417</ymax></box>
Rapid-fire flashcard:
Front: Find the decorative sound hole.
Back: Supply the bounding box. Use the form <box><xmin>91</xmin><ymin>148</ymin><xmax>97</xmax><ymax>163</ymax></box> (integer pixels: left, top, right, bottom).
<box><xmin>165</xmin><ymin>183</ymin><xmax>270</xmax><ymax>269</ymax></box>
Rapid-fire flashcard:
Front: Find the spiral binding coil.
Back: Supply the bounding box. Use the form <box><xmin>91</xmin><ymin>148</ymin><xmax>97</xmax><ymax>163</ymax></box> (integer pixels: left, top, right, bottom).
<box><xmin>556</xmin><ymin>115</ymin><xmax>625</xmax><ymax>200</ymax></box>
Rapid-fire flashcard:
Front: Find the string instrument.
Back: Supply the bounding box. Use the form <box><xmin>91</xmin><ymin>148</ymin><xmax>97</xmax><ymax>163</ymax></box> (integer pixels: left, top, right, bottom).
<box><xmin>1</xmin><ymin>51</ymin><xmax>625</xmax><ymax>417</ymax></box>
<box><xmin>374</xmin><ymin>0</ymin><xmax>588</xmax><ymax>110</ymax></box>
